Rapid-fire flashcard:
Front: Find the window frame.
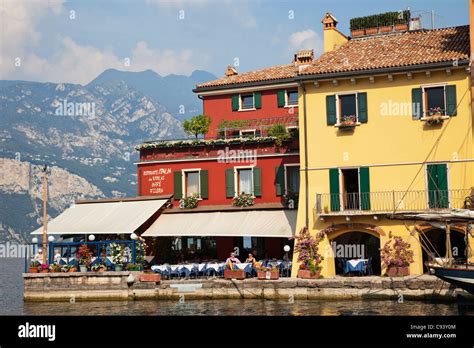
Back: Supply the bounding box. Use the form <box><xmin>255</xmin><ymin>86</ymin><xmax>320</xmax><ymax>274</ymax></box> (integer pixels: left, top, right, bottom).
<box><xmin>285</xmin><ymin>89</ymin><xmax>299</xmax><ymax>107</ymax></box>
<box><xmin>335</xmin><ymin>91</ymin><xmax>361</xmax><ymax>126</ymax></box>
<box><xmin>284</xmin><ymin>163</ymin><xmax>300</xmax><ymax>195</ymax></box>
<box><xmin>234</xmin><ymin>165</ymin><xmax>254</xmax><ymax>196</ymax></box>
<box><xmin>239</xmin><ymin>129</ymin><xmax>257</xmax><ymax>138</ymax></box>
<box><xmin>181</xmin><ymin>168</ymin><xmax>202</xmax><ymax>199</ymax></box>
<box><xmin>239</xmin><ymin>93</ymin><xmax>256</xmax><ymax>111</ymax></box>
<box><xmin>421</xmin><ymin>83</ymin><xmax>448</xmax><ymax>119</ymax></box>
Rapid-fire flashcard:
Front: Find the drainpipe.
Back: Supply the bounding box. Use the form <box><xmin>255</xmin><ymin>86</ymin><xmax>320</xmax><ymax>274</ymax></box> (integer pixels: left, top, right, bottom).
<box><xmin>298</xmin><ymin>81</ymin><xmax>309</xmax><ymax>228</ymax></box>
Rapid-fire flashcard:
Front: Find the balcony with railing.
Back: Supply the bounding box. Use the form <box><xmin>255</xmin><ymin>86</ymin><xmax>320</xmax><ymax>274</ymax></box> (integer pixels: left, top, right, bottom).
<box><xmin>315</xmin><ymin>189</ymin><xmax>472</xmax><ymax>216</ymax></box>
<box><xmin>216</xmin><ymin>115</ymin><xmax>298</xmax><ymax>139</ymax></box>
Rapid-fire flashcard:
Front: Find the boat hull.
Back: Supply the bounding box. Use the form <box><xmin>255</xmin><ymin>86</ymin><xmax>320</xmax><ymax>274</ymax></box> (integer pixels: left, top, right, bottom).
<box><xmin>431</xmin><ymin>266</ymin><xmax>474</xmax><ymax>294</ymax></box>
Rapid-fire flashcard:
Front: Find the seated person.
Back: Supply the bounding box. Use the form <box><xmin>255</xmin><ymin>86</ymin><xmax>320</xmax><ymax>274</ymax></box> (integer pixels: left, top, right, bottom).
<box><xmin>245</xmin><ymin>253</ymin><xmax>261</xmax><ymax>268</ymax></box>
<box><xmin>225</xmin><ymin>252</ymin><xmax>241</xmax><ymax>270</ymax></box>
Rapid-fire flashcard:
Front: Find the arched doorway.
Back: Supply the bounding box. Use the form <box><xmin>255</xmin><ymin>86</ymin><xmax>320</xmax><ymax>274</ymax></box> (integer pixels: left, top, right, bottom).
<box><xmin>420</xmin><ymin>228</ymin><xmax>467</xmax><ymax>272</ymax></box>
<box><xmin>331</xmin><ymin>231</ymin><xmax>381</xmax><ymax>276</ymax></box>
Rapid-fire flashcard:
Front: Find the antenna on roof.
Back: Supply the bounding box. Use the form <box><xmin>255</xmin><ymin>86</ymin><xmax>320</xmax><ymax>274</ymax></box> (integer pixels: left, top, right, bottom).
<box><xmin>431</xmin><ymin>10</ymin><xmax>435</xmax><ymax>29</ymax></box>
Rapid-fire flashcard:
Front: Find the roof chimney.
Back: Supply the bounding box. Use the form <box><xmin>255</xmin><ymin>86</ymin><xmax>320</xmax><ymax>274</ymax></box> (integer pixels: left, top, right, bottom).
<box><xmin>293</xmin><ymin>49</ymin><xmax>314</xmax><ymax>72</ymax></box>
<box><xmin>225</xmin><ymin>65</ymin><xmax>238</xmax><ymax>77</ymax></box>
<box><xmin>321</xmin><ymin>12</ymin><xmax>348</xmax><ymax>53</ymax></box>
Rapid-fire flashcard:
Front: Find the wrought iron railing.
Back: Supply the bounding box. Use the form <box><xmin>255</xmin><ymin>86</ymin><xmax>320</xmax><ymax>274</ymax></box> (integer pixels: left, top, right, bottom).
<box><xmin>315</xmin><ymin>189</ymin><xmax>472</xmax><ymax>215</ymax></box>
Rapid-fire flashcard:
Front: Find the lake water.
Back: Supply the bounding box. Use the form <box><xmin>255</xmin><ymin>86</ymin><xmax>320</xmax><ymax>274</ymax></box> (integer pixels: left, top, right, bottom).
<box><xmin>1</xmin><ymin>258</ymin><xmax>473</xmax><ymax>316</ymax></box>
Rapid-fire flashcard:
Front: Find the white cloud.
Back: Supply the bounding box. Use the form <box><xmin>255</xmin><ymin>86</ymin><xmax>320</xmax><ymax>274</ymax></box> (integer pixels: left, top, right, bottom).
<box><xmin>288</xmin><ymin>29</ymin><xmax>323</xmax><ymax>54</ymax></box>
<box><xmin>0</xmin><ymin>0</ymin><xmax>199</xmax><ymax>84</ymax></box>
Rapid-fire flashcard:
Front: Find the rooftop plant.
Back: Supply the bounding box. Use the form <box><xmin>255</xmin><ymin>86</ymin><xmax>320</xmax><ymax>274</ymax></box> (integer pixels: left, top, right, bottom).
<box><xmin>183</xmin><ymin>114</ymin><xmax>212</xmax><ymax>139</ymax></box>
<box><xmin>350</xmin><ymin>10</ymin><xmax>410</xmax><ymax>31</ymax></box>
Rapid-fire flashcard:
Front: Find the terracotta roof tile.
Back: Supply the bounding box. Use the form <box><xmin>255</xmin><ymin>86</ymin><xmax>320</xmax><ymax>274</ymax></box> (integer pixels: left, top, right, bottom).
<box><xmin>301</xmin><ymin>26</ymin><xmax>470</xmax><ymax>75</ymax></box>
<box><xmin>195</xmin><ymin>26</ymin><xmax>469</xmax><ymax>90</ymax></box>
<box><xmin>196</xmin><ymin>64</ymin><xmax>297</xmax><ymax>89</ymax></box>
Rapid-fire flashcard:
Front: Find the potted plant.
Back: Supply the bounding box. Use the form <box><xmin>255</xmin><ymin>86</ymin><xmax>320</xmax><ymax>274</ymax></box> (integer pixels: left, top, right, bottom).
<box><xmin>29</xmin><ymin>260</ymin><xmax>40</xmax><ymax>273</ymax></box>
<box><xmin>295</xmin><ymin>227</ymin><xmax>325</xmax><ymax>279</ymax></box>
<box><xmin>91</xmin><ymin>262</ymin><xmax>107</xmax><ymax>272</ymax></box>
<box><xmin>394</xmin><ymin>10</ymin><xmax>410</xmax><ymax>32</ymax></box>
<box><xmin>224</xmin><ymin>268</ymin><xmax>246</xmax><ymax>280</ymax></box>
<box><xmin>339</xmin><ymin>115</ymin><xmax>357</xmax><ymax>129</ymax></box>
<box><xmin>257</xmin><ymin>267</ymin><xmax>279</xmax><ymax>280</ymax></box>
<box><xmin>111</xmin><ymin>243</ymin><xmax>125</xmax><ymax>271</ymax></box>
<box><xmin>179</xmin><ymin>194</ymin><xmax>199</xmax><ymax>209</ymax></box>
<box><xmin>350</xmin><ymin>17</ymin><xmax>365</xmax><ymax>37</ymax></box>
<box><xmin>426</xmin><ymin>107</ymin><xmax>445</xmax><ymax>125</ymax></box>
<box><xmin>49</xmin><ymin>263</ymin><xmax>62</xmax><ymax>273</ymax></box>
<box><xmin>233</xmin><ymin>193</ymin><xmax>255</xmax><ymax>207</ymax></box>
<box><xmin>77</xmin><ymin>244</ymin><xmax>92</xmax><ymax>272</ymax></box>
<box><xmin>365</xmin><ymin>16</ymin><xmax>377</xmax><ymax>35</ymax></box>
<box><xmin>127</xmin><ymin>263</ymin><xmax>142</xmax><ymax>271</ymax></box>
<box><xmin>38</xmin><ymin>264</ymin><xmax>49</xmax><ymax>273</ymax></box>
<box><xmin>381</xmin><ymin>232</ymin><xmax>414</xmax><ymax>277</ymax></box>
<box><xmin>61</xmin><ymin>265</ymin><xmax>77</xmax><ymax>273</ymax></box>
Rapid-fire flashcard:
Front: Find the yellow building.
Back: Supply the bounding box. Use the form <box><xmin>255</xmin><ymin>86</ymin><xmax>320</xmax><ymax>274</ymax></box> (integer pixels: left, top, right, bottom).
<box><xmin>293</xmin><ymin>13</ymin><xmax>473</xmax><ymax>277</ymax></box>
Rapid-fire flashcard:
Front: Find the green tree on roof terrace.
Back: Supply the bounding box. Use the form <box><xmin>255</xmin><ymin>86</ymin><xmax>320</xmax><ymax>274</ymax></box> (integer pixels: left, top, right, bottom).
<box><xmin>183</xmin><ymin>114</ymin><xmax>212</xmax><ymax>139</ymax></box>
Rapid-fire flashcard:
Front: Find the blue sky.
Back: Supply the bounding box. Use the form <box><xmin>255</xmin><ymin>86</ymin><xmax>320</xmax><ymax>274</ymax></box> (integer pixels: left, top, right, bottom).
<box><xmin>1</xmin><ymin>0</ymin><xmax>468</xmax><ymax>84</ymax></box>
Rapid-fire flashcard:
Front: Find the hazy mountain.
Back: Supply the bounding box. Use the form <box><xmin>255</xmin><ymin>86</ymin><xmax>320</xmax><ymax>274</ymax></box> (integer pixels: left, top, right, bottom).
<box><xmin>0</xmin><ymin>69</ymin><xmax>216</xmax><ymax>242</ymax></box>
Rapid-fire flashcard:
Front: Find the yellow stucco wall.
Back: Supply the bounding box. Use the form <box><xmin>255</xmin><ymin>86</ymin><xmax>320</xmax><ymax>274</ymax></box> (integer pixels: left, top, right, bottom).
<box><xmin>293</xmin><ymin>68</ymin><xmax>474</xmax><ymax>278</ymax></box>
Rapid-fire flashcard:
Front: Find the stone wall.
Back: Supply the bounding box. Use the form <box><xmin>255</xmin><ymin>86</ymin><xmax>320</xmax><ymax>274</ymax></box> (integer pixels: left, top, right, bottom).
<box><xmin>23</xmin><ymin>273</ymin><xmax>470</xmax><ymax>302</ymax></box>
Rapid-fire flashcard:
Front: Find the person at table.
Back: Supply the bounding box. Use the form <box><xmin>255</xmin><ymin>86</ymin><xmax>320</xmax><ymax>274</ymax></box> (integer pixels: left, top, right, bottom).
<box><xmin>225</xmin><ymin>252</ymin><xmax>241</xmax><ymax>270</ymax></box>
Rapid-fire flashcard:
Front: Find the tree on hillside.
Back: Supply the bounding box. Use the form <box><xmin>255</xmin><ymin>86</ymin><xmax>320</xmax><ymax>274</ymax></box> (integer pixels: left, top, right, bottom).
<box><xmin>183</xmin><ymin>114</ymin><xmax>212</xmax><ymax>139</ymax></box>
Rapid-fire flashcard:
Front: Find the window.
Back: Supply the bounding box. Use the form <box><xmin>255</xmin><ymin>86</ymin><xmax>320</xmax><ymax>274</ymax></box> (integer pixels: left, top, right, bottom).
<box><xmin>286</xmin><ymin>90</ymin><xmax>298</xmax><ymax>106</ymax></box>
<box><xmin>237</xmin><ymin>168</ymin><xmax>253</xmax><ymax>195</ymax></box>
<box><xmin>285</xmin><ymin>165</ymin><xmax>300</xmax><ymax>194</ymax></box>
<box><xmin>243</xmin><ymin>236</ymin><xmax>252</xmax><ymax>249</ymax></box>
<box><xmin>184</xmin><ymin>170</ymin><xmax>200</xmax><ymax>198</ymax></box>
<box><xmin>241</xmin><ymin>94</ymin><xmax>254</xmax><ymax>110</ymax></box>
<box><xmin>338</xmin><ymin>94</ymin><xmax>357</xmax><ymax>124</ymax></box>
<box><xmin>424</xmin><ymin>86</ymin><xmax>446</xmax><ymax>116</ymax></box>
<box><xmin>329</xmin><ymin>167</ymin><xmax>371</xmax><ymax>212</ymax></box>
<box><xmin>240</xmin><ymin>129</ymin><xmax>256</xmax><ymax>138</ymax></box>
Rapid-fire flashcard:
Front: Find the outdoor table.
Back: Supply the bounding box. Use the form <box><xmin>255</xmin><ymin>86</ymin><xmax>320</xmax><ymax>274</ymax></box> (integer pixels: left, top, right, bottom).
<box><xmin>151</xmin><ymin>265</ymin><xmax>170</xmax><ymax>274</ymax></box>
<box><xmin>198</xmin><ymin>263</ymin><xmax>207</xmax><ymax>272</ymax></box>
<box><xmin>204</xmin><ymin>263</ymin><xmax>220</xmax><ymax>275</ymax></box>
<box><xmin>344</xmin><ymin>259</ymin><xmax>368</xmax><ymax>274</ymax></box>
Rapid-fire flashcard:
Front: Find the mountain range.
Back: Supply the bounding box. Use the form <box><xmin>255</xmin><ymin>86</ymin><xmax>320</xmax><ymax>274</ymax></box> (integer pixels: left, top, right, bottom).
<box><xmin>0</xmin><ymin>69</ymin><xmax>217</xmax><ymax>243</ymax></box>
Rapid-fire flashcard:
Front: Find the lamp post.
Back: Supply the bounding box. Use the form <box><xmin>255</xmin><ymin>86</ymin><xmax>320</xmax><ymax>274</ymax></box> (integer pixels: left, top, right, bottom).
<box><xmin>283</xmin><ymin>245</ymin><xmax>291</xmax><ymax>277</ymax></box>
<box><xmin>41</xmin><ymin>164</ymin><xmax>48</xmax><ymax>265</ymax></box>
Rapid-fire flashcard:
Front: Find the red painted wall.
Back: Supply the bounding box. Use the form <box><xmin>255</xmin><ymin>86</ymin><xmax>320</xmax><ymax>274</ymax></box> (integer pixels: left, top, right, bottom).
<box><xmin>138</xmin><ymin>154</ymin><xmax>299</xmax><ymax>206</ymax></box>
<box><xmin>203</xmin><ymin>89</ymin><xmax>298</xmax><ymax>138</ymax></box>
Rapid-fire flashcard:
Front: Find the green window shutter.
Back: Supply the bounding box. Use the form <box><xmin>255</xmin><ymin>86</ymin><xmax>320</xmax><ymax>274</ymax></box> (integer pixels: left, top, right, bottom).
<box><xmin>427</xmin><ymin>164</ymin><xmax>449</xmax><ymax>208</ymax></box>
<box><xmin>326</xmin><ymin>95</ymin><xmax>337</xmax><ymax>125</ymax></box>
<box><xmin>445</xmin><ymin>85</ymin><xmax>457</xmax><ymax>116</ymax></box>
<box><xmin>275</xmin><ymin>166</ymin><xmax>285</xmax><ymax>196</ymax></box>
<box><xmin>254</xmin><ymin>92</ymin><xmax>262</xmax><ymax>109</ymax></box>
<box><xmin>200</xmin><ymin>170</ymin><xmax>208</xmax><ymax>199</ymax></box>
<box><xmin>253</xmin><ymin>167</ymin><xmax>262</xmax><ymax>197</ymax></box>
<box><xmin>231</xmin><ymin>94</ymin><xmax>239</xmax><ymax>111</ymax></box>
<box><xmin>225</xmin><ymin>168</ymin><xmax>235</xmax><ymax>198</ymax></box>
<box><xmin>357</xmin><ymin>92</ymin><xmax>368</xmax><ymax>123</ymax></box>
<box><xmin>412</xmin><ymin>88</ymin><xmax>422</xmax><ymax>119</ymax></box>
<box><xmin>173</xmin><ymin>171</ymin><xmax>182</xmax><ymax>200</ymax></box>
<box><xmin>329</xmin><ymin>168</ymin><xmax>340</xmax><ymax>212</ymax></box>
<box><xmin>359</xmin><ymin>167</ymin><xmax>371</xmax><ymax>210</ymax></box>
<box><xmin>277</xmin><ymin>90</ymin><xmax>286</xmax><ymax>107</ymax></box>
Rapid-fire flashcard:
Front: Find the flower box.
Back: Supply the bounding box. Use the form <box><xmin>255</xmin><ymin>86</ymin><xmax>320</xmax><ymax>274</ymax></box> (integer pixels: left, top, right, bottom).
<box><xmin>297</xmin><ymin>269</ymin><xmax>321</xmax><ymax>279</ymax></box>
<box><xmin>224</xmin><ymin>269</ymin><xmax>246</xmax><ymax>280</ymax></box>
<box><xmin>338</xmin><ymin>122</ymin><xmax>356</xmax><ymax>129</ymax></box>
<box><xmin>365</xmin><ymin>27</ymin><xmax>378</xmax><ymax>35</ymax></box>
<box><xmin>425</xmin><ymin>115</ymin><xmax>444</xmax><ymax>126</ymax></box>
<box><xmin>28</xmin><ymin>267</ymin><xmax>39</xmax><ymax>273</ymax></box>
<box><xmin>139</xmin><ymin>273</ymin><xmax>162</xmax><ymax>282</ymax></box>
<box><xmin>351</xmin><ymin>29</ymin><xmax>365</xmax><ymax>37</ymax></box>
<box><xmin>379</xmin><ymin>25</ymin><xmax>393</xmax><ymax>33</ymax></box>
<box><xmin>394</xmin><ymin>23</ymin><xmax>408</xmax><ymax>31</ymax></box>
<box><xmin>257</xmin><ymin>270</ymin><xmax>279</xmax><ymax>280</ymax></box>
<box><xmin>386</xmin><ymin>266</ymin><xmax>409</xmax><ymax>277</ymax></box>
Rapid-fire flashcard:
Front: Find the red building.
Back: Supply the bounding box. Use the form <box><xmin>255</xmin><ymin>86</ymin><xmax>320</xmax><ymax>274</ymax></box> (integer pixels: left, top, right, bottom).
<box><xmin>136</xmin><ymin>52</ymin><xmax>312</xmax><ymax>262</ymax></box>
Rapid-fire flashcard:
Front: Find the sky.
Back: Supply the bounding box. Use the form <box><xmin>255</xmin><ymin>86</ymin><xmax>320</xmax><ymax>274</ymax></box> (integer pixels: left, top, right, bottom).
<box><xmin>0</xmin><ymin>0</ymin><xmax>469</xmax><ymax>85</ymax></box>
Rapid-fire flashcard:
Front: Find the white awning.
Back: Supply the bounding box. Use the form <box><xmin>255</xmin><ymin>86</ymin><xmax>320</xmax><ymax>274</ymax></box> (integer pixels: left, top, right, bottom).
<box><xmin>142</xmin><ymin>209</ymin><xmax>297</xmax><ymax>238</ymax></box>
<box><xmin>31</xmin><ymin>199</ymin><xmax>168</xmax><ymax>235</ymax></box>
